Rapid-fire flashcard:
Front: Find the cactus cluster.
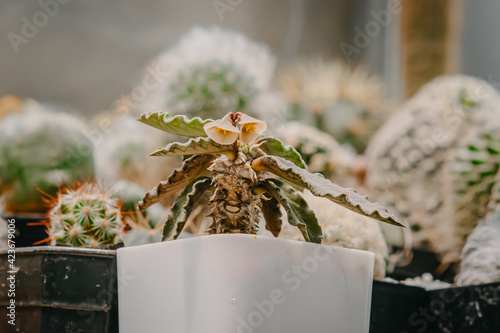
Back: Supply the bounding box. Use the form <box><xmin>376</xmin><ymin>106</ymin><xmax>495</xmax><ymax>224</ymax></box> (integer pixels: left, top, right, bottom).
<box><xmin>279</xmin><ymin>59</ymin><xmax>388</xmax><ymax>153</ymax></box>
<box><xmin>138</xmin><ymin>27</ymin><xmax>277</xmax><ymax>120</ymax></box>
<box><xmin>366</xmin><ymin>75</ymin><xmax>500</xmax><ymax>260</ymax></box>
<box><xmin>456</xmin><ymin>212</ymin><xmax>500</xmax><ymax>286</ymax></box>
<box><xmin>46</xmin><ymin>182</ymin><xmax>124</xmax><ymax>248</ymax></box>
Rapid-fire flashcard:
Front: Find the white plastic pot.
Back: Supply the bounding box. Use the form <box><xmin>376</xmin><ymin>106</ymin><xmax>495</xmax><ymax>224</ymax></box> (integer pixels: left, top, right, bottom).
<box><xmin>117</xmin><ymin>234</ymin><xmax>374</xmax><ymax>333</ymax></box>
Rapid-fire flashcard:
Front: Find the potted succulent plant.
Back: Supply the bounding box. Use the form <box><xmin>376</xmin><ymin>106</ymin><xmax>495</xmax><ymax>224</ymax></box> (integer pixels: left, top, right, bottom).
<box><xmin>117</xmin><ymin>111</ymin><xmax>403</xmax><ymax>333</ymax></box>
<box><xmin>0</xmin><ymin>181</ymin><xmax>126</xmax><ymax>333</ymax></box>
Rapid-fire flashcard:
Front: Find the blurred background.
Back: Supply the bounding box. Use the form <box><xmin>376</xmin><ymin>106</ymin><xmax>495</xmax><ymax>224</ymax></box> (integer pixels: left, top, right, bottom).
<box><xmin>1</xmin><ymin>0</ymin><xmax>497</xmax><ymax>113</ymax></box>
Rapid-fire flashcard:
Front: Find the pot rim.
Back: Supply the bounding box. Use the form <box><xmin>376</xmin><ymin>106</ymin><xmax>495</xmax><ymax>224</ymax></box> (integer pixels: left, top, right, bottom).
<box><xmin>0</xmin><ymin>245</ymin><xmax>116</xmax><ymax>257</ymax></box>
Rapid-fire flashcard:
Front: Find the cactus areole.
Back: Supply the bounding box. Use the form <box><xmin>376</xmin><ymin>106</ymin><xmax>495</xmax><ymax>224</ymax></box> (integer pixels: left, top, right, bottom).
<box><xmin>137</xmin><ymin>111</ymin><xmax>403</xmax><ymax>243</ymax></box>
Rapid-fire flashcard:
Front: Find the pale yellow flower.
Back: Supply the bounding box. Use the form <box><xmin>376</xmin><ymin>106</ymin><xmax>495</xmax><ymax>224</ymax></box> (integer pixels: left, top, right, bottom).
<box><xmin>203</xmin><ymin>113</ymin><xmax>239</xmax><ymax>145</ymax></box>
<box><xmin>238</xmin><ymin>113</ymin><xmax>267</xmax><ymax>144</ymax></box>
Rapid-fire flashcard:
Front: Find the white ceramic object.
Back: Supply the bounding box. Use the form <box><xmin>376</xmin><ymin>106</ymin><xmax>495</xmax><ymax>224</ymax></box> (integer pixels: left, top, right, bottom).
<box><xmin>117</xmin><ymin>234</ymin><xmax>374</xmax><ymax>333</ymax></box>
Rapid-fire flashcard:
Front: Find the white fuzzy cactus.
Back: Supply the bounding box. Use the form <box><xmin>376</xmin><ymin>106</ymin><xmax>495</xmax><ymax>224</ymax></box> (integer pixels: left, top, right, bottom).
<box><xmin>46</xmin><ymin>182</ymin><xmax>124</xmax><ymax>248</ymax></box>
<box><xmin>138</xmin><ymin>26</ymin><xmax>277</xmax><ymax>120</ymax></box>
<box><xmin>456</xmin><ymin>212</ymin><xmax>500</xmax><ymax>286</ymax></box>
<box><xmin>366</xmin><ymin>75</ymin><xmax>500</xmax><ymax>261</ymax></box>
<box><xmin>433</xmin><ymin>130</ymin><xmax>500</xmax><ymax>262</ymax></box>
<box><xmin>279</xmin><ymin>59</ymin><xmax>388</xmax><ymax>153</ymax></box>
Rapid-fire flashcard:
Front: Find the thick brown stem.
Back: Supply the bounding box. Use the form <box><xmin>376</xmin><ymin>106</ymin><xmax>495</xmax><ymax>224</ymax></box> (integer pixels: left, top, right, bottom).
<box><xmin>207</xmin><ymin>156</ymin><xmax>262</xmax><ymax>234</ymax></box>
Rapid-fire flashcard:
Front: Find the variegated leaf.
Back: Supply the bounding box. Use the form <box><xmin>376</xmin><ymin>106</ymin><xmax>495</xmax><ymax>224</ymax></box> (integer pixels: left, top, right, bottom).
<box><xmin>252</xmin><ymin>155</ymin><xmax>404</xmax><ymax>227</ymax></box>
<box><xmin>138</xmin><ymin>154</ymin><xmax>215</xmax><ymax>211</ymax></box>
<box><xmin>263</xmin><ymin>179</ymin><xmax>322</xmax><ymax>243</ymax></box>
<box><xmin>260</xmin><ymin>194</ymin><xmax>282</xmax><ymax>237</ymax></box>
<box><xmin>138</xmin><ymin>111</ymin><xmax>212</xmax><ymax>137</ymax></box>
<box><xmin>255</xmin><ymin>137</ymin><xmax>307</xmax><ymax>169</ymax></box>
<box><xmin>162</xmin><ymin>177</ymin><xmax>212</xmax><ymax>241</ymax></box>
<box><xmin>150</xmin><ymin>137</ymin><xmax>234</xmax><ymax>157</ymax></box>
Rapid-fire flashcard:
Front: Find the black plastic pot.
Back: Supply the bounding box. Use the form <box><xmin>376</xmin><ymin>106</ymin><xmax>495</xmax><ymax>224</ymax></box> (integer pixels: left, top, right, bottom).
<box><xmin>0</xmin><ymin>246</ymin><xmax>118</xmax><ymax>333</ymax></box>
<box><xmin>370</xmin><ymin>280</ymin><xmax>430</xmax><ymax>333</ymax></box>
<box><xmin>427</xmin><ymin>282</ymin><xmax>500</xmax><ymax>333</ymax></box>
<box><xmin>390</xmin><ymin>247</ymin><xmax>457</xmax><ymax>283</ymax></box>
<box><xmin>2</xmin><ymin>214</ymin><xmax>47</xmax><ymax>248</ymax></box>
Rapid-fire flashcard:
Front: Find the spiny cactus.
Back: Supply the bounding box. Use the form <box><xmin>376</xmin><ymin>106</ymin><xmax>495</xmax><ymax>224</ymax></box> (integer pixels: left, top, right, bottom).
<box><xmin>279</xmin><ymin>59</ymin><xmax>388</xmax><ymax>153</ymax></box>
<box><xmin>456</xmin><ymin>212</ymin><xmax>500</xmax><ymax>286</ymax></box>
<box><xmin>168</xmin><ymin>61</ymin><xmax>256</xmax><ymax>119</ymax></box>
<box><xmin>366</xmin><ymin>75</ymin><xmax>500</xmax><ymax>258</ymax></box>
<box><xmin>136</xmin><ymin>111</ymin><xmax>403</xmax><ymax>243</ymax></box>
<box><xmin>123</xmin><ymin>211</ymin><xmax>164</xmax><ymax>247</ymax></box>
<box><xmin>432</xmin><ymin>130</ymin><xmax>500</xmax><ymax>260</ymax></box>
<box><xmin>44</xmin><ymin>182</ymin><xmax>124</xmax><ymax>248</ymax></box>
<box><xmin>0</xmin><ymin>98</ymin><xmax>95</xmax><ymax>213</ymax></box>
<box><xmin>137</xmin><ymin>27</ymin><xmax>277</xmax><ymax>120</ymax></box>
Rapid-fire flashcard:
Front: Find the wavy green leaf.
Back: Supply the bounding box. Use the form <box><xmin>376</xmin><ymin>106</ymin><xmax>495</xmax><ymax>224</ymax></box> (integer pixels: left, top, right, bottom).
<box><xmin>138</xmin><ymin>111</ymin><xmax>212</xmax><ymax>137</ymax></box>
<box><xmin>252</xmin><ymin>155</ymin><xmax>404</xmax><ymax>227</ymax></box>
<box><xmin>162</xmin><ymin>177</ymin><xmax>212</xmax><ymax>241</ymax></box>
<box><xmin>255</xmin><ymin>137</ymin><xmax>307</xmax><ymax>169</ymax></box>
<box><xmin>150</xmin><ymin>137</ymin><xmax>234</xmax><ymax>157</ymax></box>
<box><xmin>138</xmin><ymin>154</ymin><xmax>215</xmax><ymax>211</ymax></box>
<box><xmin>262</xmin><ymin>179</ymin><xmax>322</xmax><ymax>243</ymax></box>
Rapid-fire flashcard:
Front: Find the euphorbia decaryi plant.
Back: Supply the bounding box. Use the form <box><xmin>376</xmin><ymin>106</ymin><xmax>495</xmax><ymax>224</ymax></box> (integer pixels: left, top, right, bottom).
<box><xmin>137</xmin><ymin>111</ymin><xmax>403</xmax><ymax>243</ymax></box>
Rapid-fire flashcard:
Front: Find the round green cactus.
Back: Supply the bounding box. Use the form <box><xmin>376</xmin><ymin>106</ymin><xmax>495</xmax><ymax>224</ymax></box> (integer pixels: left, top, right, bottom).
<box><xmin>137</xmin><ymin>27</ymin><xmax>277</xmax><ymax>121</ymax></box>
<box><xmin>46</xmin><ymin>182</ymin><xmax>124</xmax><ymax>248</ymax></box>
<box><xmin>0</xmin><ymin>98</ymin><xmax>95</xmax><ymax>213</ymax></box>
<box><xmin>168</xmin><ymin>61</ymin><xmax>256</xmax><ymax>119</ymax></box>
